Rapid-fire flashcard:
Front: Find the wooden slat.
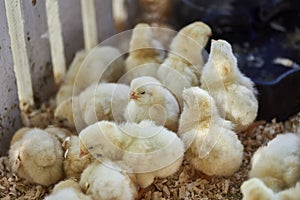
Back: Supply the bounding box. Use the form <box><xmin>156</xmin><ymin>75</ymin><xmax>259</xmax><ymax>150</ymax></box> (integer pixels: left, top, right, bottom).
<box><xmin>45</xmin><ymin>0</ymin><xmax>66</xmax><ymax>85</ymax></box>
<box><xmin>0</xmin><ymin>0</ymin><xmax>23</xmax><ymax>155</ymax></box>
<box><xmin>80</xmin><ymin>0</ymin><xmax>98</xmax><ymax>51</ymax></box>
<box><xmin>4</xmin><ymin>0</ymin><xmax>34</xmax><ymax>110</ymax></box>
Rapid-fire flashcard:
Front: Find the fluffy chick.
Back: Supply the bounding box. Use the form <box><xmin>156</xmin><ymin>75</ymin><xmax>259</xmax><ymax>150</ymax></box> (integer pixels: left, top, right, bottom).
<box><xmin>45</xmin><ymin>179</ymin><xmax>92</xmax><ymax>200</ymax></box>
<box><xmin>79</xmin><ymin>120</ymin><xmax>132</xmax><ymax>161</ymax></box>
<box><xmin>80</xmin><ymin>161</ymin><xmax>137</xmax><ymax>200</ymax></box>
<box><xmin>9</xmin><ymin>128</ymin><xmax>64</xmax><ymax>186</ymax></box>
<box><xmin>157</xmin><ymin>22</ymin><xmax>211</xmax><ymax>105</ymax></box>
<box><xmin>241</xmin><ymin>178</ymin><xmax>277</xmax><ymax>200</ymax></box>
<box><xmin>55</xmin><ymin>83</ymin><xmax>130</xmax><ymax>131</ymax></box>
<box><xmin>120</xmin><ymin>120</ymin><xmax>184</xmax><ymax>188</ymax></box>
<box><xmin>62</xmin><ymin>136</ymin><xmax>93</xmax><ymax>179</ymax></box>
<box><xmin>201</xmin><ymin>39</ymin><xmax>258</xmax><ymax>132</ymax></box>
<box><xmin>168</xmin><ymin>21</ymin><xmax>212</xmax><ymax>70</ymax></box>
<box><xmin>123</xmin><ymin>23</ymin><xmax>164</xmax><ymax>84</ymax></box>
<box><xmin>248</xmin><ymin>133</ymin><xmax>300</xmax><ymax>192</ymax></box>
<box><xmin>56</xmin><ymin>46</ymin><xmax>124</xmax><ymax>105</ymax></box>
<box><xmin>241</xmin><ymin>178</ymin><xmax>300</xmax><ymax>200</ymax></box>
<box><xmin>79</xmin><ymin>120</ymin><xmax>184</xmax><ymax>188</ymax></box>
<box><xmin>178</xmin><ymin>87</ymin><xmax>243</xmax><ymax>176</ymax></box>
<box><xmin>124</xmin><ymin>76</ymin><xmax>180</xmax><ymax>132</ymax></box>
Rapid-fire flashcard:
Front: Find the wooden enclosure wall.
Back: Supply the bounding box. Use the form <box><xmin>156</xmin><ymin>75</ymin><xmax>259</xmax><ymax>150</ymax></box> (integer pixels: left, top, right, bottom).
<box><xmin>0</xmin><ymin>0</ymin><xmax>115</xmax><ymax>155</ymax></box>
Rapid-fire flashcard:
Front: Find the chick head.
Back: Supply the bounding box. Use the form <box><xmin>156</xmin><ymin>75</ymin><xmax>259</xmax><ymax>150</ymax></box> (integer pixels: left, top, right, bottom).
<box><xmin>79</xmin><ymin>121</ymin><xmax>124</xmax><ymax>160</ymax></box>
<box><xmin>182</xmin><ymin>87</ymin><xmax>211</xmax><ymax>110</ymax></box>
<box><xmin>180</xmin><ymin>21</ymin><xmax>212</xmax><ymax>45</ymax></box>
<box><xmin>241</xmin><ymin>178</ymin><xmax>276</xmax><ymax>200</ymax></box>
<box><xmin>130</xmin><ymin>23</ymin><xmax>153</xmax><ymax>51</ymax></box>
<box><xmin>171</xmin><ymin>21</ymin><xmax>212</xmax><ymax>54</ymax></box>
<box><xmin>23</xmin><ymin>129</ymin><xmax>59</xmax><ymax>167</ymax></box>
<box><xmin>53</xmin><ymin>179</ymin><xmax>80</xmax><ymax>193</ymax></box>
<box><xmin>182</xmin><ymin>87</ymin><xmax>220</xmax><ymax>121</ymax></box>
<box><xmin>129</xmin><ymin>76</ymin><xmax>163</xmax><ymax>105</ymax></box>
<box><xmin>54</xmin><ymin>98</ymin><xmax>75</xmax><ymax>129</ymax></box>
<box><xmin>209</xmin><ymin>39</ymin><xmax>238</xmax><ymax>80</ymax></box>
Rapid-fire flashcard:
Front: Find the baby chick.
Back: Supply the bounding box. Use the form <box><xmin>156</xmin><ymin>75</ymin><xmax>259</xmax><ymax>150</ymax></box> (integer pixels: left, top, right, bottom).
<box><xmin>120</xmin><ymin>120</ymin><xmax>184</xmax><ymax>188</ymax></box>
<box><xmin>79</xmin><ymin>120</ymin><xmax>131</xmax><ymax>161</ymax></box>
<box><xmin>54</xmin><ymin>97</ymin><xmax>79</xmax><ymax>131</ymax></box>
<box><xmin>157</xmin><ymin>22</ymin><xmax>212</xmax><ymax>105</ymax></box>
<box><xmin>241</xmin><ymin>178</ymin><xmax>277</xmax><ymax>200</ymax></box>
<box><xmin>123</xmin><ymin>23</ymin><xmax>164</xmax><ymax>84</ymax></box>
<box><xmin>45</xmin><ymin>179</ymin><xmax>92</xmax><ymax>200</ymax></box>
<box><xmin>124</xmin><ymin>76</ymin><xmax>180</xmax><ymax>132</ymax></box>
<box><xmin>201</xmin><ymin>39</ymin><xmax>258</xmax><ymax>132</ymax></box>
<box><xmin>178</xmin><ymin>87</ymin><xmax>243</xmax><ymax>176</ymax></box>
<box><xmin>80</xmin><ymin>161</ymin><xmax>137</xmax><ymax>200</ymax></box>
<box><xmin>62</xmin><ymin>136</ymin><xmax>93</xmax><ymax>179</ymax></box>
<box><xmin>56</xmin><ymin>46</ymin><xmax>124</xmax><ymax>105</ymax></box>
<box><xmin>79</xmin><ymin>120</ymin><xmax>184</xmax><ymax>188</ymax></box>
<box><xmin>168</xmin><ymin>21</ymin><xmax>212</xmax><ymax>70</ymax></box>
<box><xmin>248</xmin><ymin>133</ymin><xmax>300</xmax><ymax>192</ymax></box>
<box><xmin>9</xmin><ymin>128</ymin><xmax>64</xmax><ymax>186</ymax></box>
<box><xmin>241</xmin><ymin>178</ymin><xmax>300</xmax><ymax>200</ymax></box>
<box><xmin>55</xmin><ymin>83</ymin><xmax>130</xmax><ymax>131</ymax></box>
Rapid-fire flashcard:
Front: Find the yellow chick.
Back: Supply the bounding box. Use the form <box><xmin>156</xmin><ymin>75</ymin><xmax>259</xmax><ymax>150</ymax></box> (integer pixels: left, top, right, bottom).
<box><xmin>62</xmin><ymin>136</ymin><xmax>93</xmax><ymax>179</ymax></box>
<box><xmin>178</xmin><ymin>87</ymin><xmax>243</xmax><ymax>176</ymax></box>
<box><xmin>168</xmin><ymin>21</ymin><xmax>212</xmax><ymax>70</ymax></box>
<box><xmin>124</xmin><ymin>76</ymin><xmax>180</xmax><ymax>132</ymax></box>
<box><xmin>241</xmin><ymin>178</ymin><xmax>277</xmax><ymax>200</ymax></box>
<box><xmin>123</xmin><ymin>23</ymin><xmax>165</xmax><ymax>84</ymax></box>
<box><xmin>55</xmin><ymin>83</ymin><xmax>130</xmax><ymax>131</ymax></box>
<box><xmin>44</xmin><ymin>179</ymin><xmax>92</xmax><ymax>200</ymax></box>
<box><xmin>9</xmin><ymin>128</ymin><xmax>64</xmax><ymax>186</ymax></box>
<box><xmin>79</xmin><ymin>120</ymin><xmax>184</xmax><ymax>188</ymax></box>
<box><xmin>120</xmin><ymin>120</ymin><xmax>184</xmax><ymax>188</ymax></box>
<box><xmin>248</xmin><ymin>133</ymin><xmax>300</xmax><ymax>192</ymax></box>
<box><xmin>54</xmin><ymin>97</ymin><xmax>80</xmax><ymax>131</ymax></box>
<box><xmin>241</xmin><ymin>178</ymin><xmax>300</xmax><ymax>200</ymax></box>
<box><xmin>79</xmin><ymin>121</ymin><xmax>131</xmax><ymax>161</ymax></box>
<box><xmin>56</xmin><ymin>46</ymin><xmax>124</xmax><ymax>105</ymax></box>
<box><xmin>157</xmin><ymin>22</ymin><xmax>212</xmax><ymax>106</ymax></box>
<box><xmin>79</xmin><ymin>161</ymin><xmax>137</xmax><ymax>200</ymax></box>
<box><xmin>201</xmin><ymin>39</ymin><xmax>258</xmax><ymax>132</ymax></box>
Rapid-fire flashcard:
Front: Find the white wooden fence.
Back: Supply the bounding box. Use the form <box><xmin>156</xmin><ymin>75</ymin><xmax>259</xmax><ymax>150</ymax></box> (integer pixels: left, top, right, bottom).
<box><xmin>0</xmin><ymin>0</ymin><xmax>115</xmax><ymax>155</ymax></box>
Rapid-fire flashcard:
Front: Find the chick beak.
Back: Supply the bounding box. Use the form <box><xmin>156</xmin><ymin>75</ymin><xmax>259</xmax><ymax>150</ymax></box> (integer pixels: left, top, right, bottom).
<box><xmin>130</xmin><ymin>91</ymin><xmax>139</xmax><ymax>100</ymax></box>
<box><xmin>79</xmin><ymin>149</ymin><xmax>87</xmax><ymax>157</ymax></box>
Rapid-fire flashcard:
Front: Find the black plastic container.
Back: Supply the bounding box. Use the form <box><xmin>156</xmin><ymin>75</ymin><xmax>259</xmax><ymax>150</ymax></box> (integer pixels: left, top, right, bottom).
<box><xmin>255</xmin><ymin>68</ymin><xmax>300</xmax><ymax>121</ymax></box>
<box><xmin>174</xmin><ymin>0</ymin><xmax>300</xmax><ymax>121</ymax></box>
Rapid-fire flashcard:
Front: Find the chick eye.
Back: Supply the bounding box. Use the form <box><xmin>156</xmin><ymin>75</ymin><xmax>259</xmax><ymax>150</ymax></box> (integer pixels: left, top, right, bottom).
<box><xmin>140</xmin><ymin>91</ymin><xmax>145</xmax><ymax>95</ymax></box>
<box><xmin>88</xmin><ymin>146</ymin><xmax>94</xmax><ymax>150</ymax></box>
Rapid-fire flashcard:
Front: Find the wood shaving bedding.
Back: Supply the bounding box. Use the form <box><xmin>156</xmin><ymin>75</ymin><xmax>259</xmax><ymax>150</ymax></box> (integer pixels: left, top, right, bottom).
<box><xmin>1</xmin><ymin>105</ymin><xmax>299</xmax><ymax>199</ymax></box>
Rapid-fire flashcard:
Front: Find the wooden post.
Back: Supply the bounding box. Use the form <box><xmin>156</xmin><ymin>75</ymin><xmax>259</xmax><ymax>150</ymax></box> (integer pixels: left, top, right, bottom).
<box><xmin>80</xmin><ymin>0</ymin><xmax>98</xmax><ymax>51</ymax></box>
<box><xmin>45</xmin><ymin>0</ymin><xmax>66</xmax><ymax>85</ymax></box>
<box><xmin>4</xmin><ymin>0</ymin><xmax>34</xmax><ymax>110</ymax></box>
